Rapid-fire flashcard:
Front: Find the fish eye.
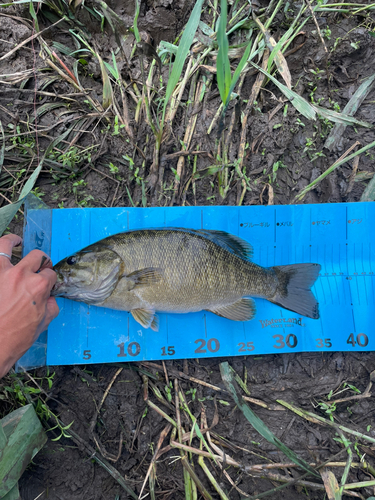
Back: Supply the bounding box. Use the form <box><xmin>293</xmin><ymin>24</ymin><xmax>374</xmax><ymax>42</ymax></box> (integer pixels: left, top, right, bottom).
<box><xmin>67</xmin><ymin>256</ymin><xmax>77</xmax><ymax>265</ymax></box>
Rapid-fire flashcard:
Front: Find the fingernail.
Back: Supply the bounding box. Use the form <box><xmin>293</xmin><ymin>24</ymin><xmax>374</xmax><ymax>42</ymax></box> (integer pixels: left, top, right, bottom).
<box><xmin>37</xmin><ymin>255</ymin><xmax>51</xmax><ymax>273</ymax></box>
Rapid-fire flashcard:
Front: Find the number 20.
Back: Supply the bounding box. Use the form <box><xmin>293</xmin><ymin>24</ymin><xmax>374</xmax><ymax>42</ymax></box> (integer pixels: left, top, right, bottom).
<box><xmin>194</xmin><ymin>338</ymin><xmax>220</xmax><ymax>354</ymax></box>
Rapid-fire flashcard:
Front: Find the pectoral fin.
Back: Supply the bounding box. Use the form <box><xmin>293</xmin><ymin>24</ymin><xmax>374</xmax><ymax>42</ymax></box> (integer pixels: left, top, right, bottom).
<box><xmin>131</xmin><ymin>308</ymin><xmax>159</xmax><ymax>331</ymax></box>
<box><xmin>207</xmin><ymin>298</ymin><xmax>256</xmax><ymax>321</ymax></box>
<box><xmin>123</xmin><ymin>267</ymin><xmax>162</xmax><ymax>289</ymax></box>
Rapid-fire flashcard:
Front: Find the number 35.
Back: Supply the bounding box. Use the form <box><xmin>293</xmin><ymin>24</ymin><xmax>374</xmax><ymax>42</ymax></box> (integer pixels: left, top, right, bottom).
<box><xmin>316</xmin><ymin>338</ymin><xmax>332</xmax><ymax>348</ymax></box>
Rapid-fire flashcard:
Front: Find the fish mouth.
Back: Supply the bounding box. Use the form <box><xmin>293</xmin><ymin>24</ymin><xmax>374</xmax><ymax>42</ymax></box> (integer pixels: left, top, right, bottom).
<box><xmin>51</xmin><ymin>281</ymin><xmax>64</xmax><ymax>296</ymax></box>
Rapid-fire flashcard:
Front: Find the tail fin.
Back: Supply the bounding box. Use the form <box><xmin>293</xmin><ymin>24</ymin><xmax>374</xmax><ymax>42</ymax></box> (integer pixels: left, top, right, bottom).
<box><xmin>269</xmin><ymin>263</ymin><xmax>321</xmax><ymax>319</ymax></box>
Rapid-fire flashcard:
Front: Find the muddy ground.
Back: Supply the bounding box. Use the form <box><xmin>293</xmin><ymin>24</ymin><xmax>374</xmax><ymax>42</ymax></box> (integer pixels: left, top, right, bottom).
<box><xmin>1</xmin><ymin>0</ymin><xmax>375</xmax><ymax>498</ymax></box>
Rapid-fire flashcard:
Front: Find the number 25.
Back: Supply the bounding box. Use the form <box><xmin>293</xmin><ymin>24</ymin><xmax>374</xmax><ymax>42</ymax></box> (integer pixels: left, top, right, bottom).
<box><xmin>238</xmin><ymin>342</ymin><xmax>254</xmax><ymax>352</ymax></box>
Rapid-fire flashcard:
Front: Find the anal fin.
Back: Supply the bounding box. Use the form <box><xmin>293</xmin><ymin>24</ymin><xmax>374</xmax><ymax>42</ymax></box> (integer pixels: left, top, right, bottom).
<box><xmin>207</xmin><ymin>298</ymin><xmax>256</xmax><ymax>322</ymax></box>
<box><xmin>131</xmin><ymin>308</ymin><xmax>159</xmax><ymax>331</ymax></box>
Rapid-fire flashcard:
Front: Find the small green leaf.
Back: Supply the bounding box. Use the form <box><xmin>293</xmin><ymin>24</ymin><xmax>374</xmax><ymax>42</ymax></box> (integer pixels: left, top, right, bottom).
<box><xmin>192</xmin><ymin>164</ymin><xmax>223</xmax><ymax>179</ymax></box>
<box><xmin>98</xmin><ymin>55</ymin><xmax>113</xmax><ymax>109</ymax></box>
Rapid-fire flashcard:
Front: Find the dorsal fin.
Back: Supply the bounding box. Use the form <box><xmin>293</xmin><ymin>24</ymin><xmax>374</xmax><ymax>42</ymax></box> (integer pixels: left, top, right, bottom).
<box><xmin>161</xmin><ymin>227</ymin><xmax>252</xmax><ymax>260</ymax></box>
<box><xmin>195</xmin><ymin>229</ymin><xmax>253</xmax><ymax>260</ymax></box>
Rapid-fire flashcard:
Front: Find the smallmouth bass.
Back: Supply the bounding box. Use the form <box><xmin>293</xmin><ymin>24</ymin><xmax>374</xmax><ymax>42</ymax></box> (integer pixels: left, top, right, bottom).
<box><xmin>52</xmin><ymin>228</ymin><xmax>321</xmax><ymax>331</ymax></box>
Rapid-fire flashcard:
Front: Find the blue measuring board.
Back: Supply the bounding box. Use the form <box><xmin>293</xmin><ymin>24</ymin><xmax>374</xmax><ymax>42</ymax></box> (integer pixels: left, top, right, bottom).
<box><xmin>17</xmin><ymin>202</ymin><xmax>375</xmax><ymax>369</ymax></box>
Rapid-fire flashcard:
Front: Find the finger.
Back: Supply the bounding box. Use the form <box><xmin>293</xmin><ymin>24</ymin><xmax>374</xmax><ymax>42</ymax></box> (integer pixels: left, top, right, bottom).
<box><xmin>36</xmin><ymin>297</ymin><xmax>60</xmax><ymax>336</ymax></box>
<box><xmin>0</xmin><ymin>233</ymin><xmax>22</xmax><ymax>252</ymax></box>
<box><xmin>0</xmin><ymin>234</ymin><xmax>22</xmax><ymax>270</ymax></box>
<box><xmin>37</xmin><ymin>268</ymin><xmax>57</xmax><ymax>295</ymax></box>
<box><xmin>16</xmin><ymin>249</ymin><xmax>53</xmax><ymax>273</ymax></box>
<box><xmin>46</xmin><ymin>296</ymin><xmax>60</xmax><ymax>321</ymax></box>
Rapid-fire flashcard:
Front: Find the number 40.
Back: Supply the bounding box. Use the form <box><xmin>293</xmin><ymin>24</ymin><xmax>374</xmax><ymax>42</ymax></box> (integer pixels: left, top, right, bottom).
<box><xmin>347</xmin><ymin>333</ymin><xmax>368</xmax><ymax>347</ymax></box>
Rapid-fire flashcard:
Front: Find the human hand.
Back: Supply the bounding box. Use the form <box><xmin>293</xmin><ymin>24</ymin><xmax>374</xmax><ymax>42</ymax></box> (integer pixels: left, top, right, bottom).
<box><xmin>0</xmin><ymin>234</ymin><xmax>59</xmax><ymax>378</ymax></box>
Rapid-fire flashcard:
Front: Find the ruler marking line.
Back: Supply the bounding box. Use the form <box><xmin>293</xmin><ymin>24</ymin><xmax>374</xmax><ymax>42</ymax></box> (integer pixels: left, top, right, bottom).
<box><xmin>370</xmin><ymin>242</ymin><xmax>373</xmax><ymax>273</ymax></box>
<box><xmin>351</xmin><ymin>307</ymin><xmax>356</xmax><ymax>335</ymax></box>
<box><xmin>364</xmin><ymin>276</ymin><xmax>368</xmax><ymax>307</ymax></box>
<box><xmin>274</xmin><ymin>208</ymin><xmax>276</xmax><ymax>244</ymax></box>
<box><xmin>355</xmin><ymin>271</ymin><xmax>360</xmax><ymax>306</ymax></box>
<box><xmin>335</xmin><ymin>276</ymin><xmax>340</xmax><ymax>306</ymax></box>
<box><xmin>346</xmin><ymin>239</ymin><xmax>348</xmax><ymax>278</ymax></box>
<box><xmin>326</xmin><ymin>276</ymin><xmax>333</xmax><ymax>305</ymax></box>
<box><xmin>346</xmin><ymin>205</ymin><xmax>348</xmax><ymax>241</ymax></box>
<box><xmin>348</xmin><ymin>278</ymin><xmax>354</xmax><ymax>310</ymax></box>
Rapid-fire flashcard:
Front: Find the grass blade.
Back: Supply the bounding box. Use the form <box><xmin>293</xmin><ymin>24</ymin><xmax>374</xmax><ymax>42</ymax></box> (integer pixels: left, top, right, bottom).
<box><xmin>0</xmin><ymin>129</ymin><xmax>72</xmax><ymax>235</ymax></box>
<box><xmin>220</xmin><ymin>362</ymin><xmax>319</xmax><ymax>477</ymax></box>
<box><xmin>98</xmin><ymin>54</ymin><xmax>113</xmax><ymax>109</ymax></box>
<box><xmin>0</xmin><ymin>120</ymin><xmax>4</xmax><ymax>173</ymax></box>
<box><xmin>161</xmin><ymin>0</ymin><xmax>204</xmax><ymax>128</ymax></box>
<box><xmin>267</xmin><ymin>27</ymin><xmax>293</xmax><ymax>74</ymax></box>
<box><xmin>320</xmin><ymin>469</ymin><xmax>341</xmax><ymax>500</ymax></box>
<box><xmin>181</xmin><ymin>456</ymin><xmax>213</xmax><ymax>500</ymax></box>
<box><xmin>360</xmin><ymin>172</ymin><xmax>375</xmax><ymax>201</ymax></box>
<box><xmin>250</xmin><ymin>61</ymin><xmax>373</xmax><ymax>128</ymax></box>
<box><xmin>278</xmin><ymin>399</ymin><xmax>375</xmax><ymax>445</ymax></box>
<box><xmin>312</xmin><ymin>104</ymin><xmax>372</xmax><ymax>128</ymax></box>
<box><xmin>250</xmin><ymin>61</ymin><xmax>317</xmax><ymax>120</ymax></box>
<box><xmin>198</xmin><ymin>455</ymin><xmax>230</xmax><ymax>500</ymax></box>
<box><xmin>217</xmin><ymin>0</ymin><xmax>231</xmax><ymax>104</ymax></box>
<box><xmin>324</xmin><ymin>72</ymin><xmax>375</xmax><ymax>150</ymax></box>
<box><xmin>295</xmin><ymin>139</ymin><xmax>375</xmax><ymax>201</ymax></box>
<box><xmin>30</xmin><ymin>102</ymin><xmax>66</xmax><ymax>122</ymax></box>
<box><xmin>225</xmin><ymin>39</ymin><xmax>252</xmax><ymax>107</ymax></box>
<box><xmin>133</xmin><ymin>0</ymin><xmax>141</xmax><ymax>43</ymax></box>
<box><xmin>254</xmin><ymin>16</ymin><xmax>292</xmax><ymax>89</ymax></box>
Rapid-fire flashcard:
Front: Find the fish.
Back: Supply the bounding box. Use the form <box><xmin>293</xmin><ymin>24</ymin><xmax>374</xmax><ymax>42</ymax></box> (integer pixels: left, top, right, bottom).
<box><xmin>52</xmin><ymin>228</ymin><xmax>321</xmax><ymax>331</ymax></box>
